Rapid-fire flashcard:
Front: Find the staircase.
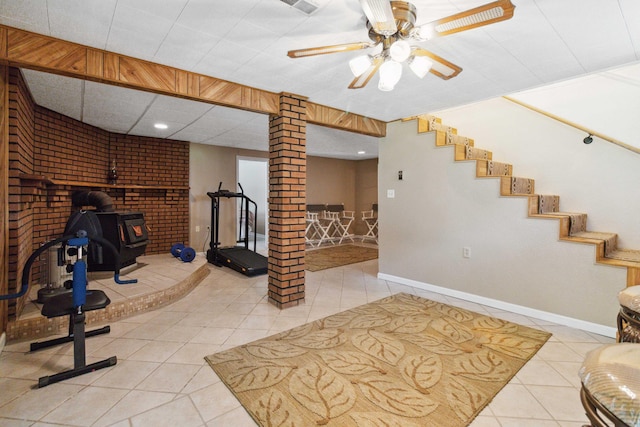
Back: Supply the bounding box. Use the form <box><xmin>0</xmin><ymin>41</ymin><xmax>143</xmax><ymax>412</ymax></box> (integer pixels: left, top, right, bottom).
<box><xmin>408</xmin><ymin>114</ymin><xmax>640</xmax><ymax>288</ymax></box>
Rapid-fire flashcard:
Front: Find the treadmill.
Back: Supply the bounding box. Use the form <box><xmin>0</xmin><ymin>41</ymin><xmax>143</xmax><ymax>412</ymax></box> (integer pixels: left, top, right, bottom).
<box><xmin>206</xmin><ymin>182</ymin><xmax>268</xmax><ymax>276</ymax></box>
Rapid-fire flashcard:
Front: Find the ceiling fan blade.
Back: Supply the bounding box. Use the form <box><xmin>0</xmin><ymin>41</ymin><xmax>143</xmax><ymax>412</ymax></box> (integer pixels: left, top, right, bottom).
<box><xmin>348</xmin><ymin>57</ymin><xmax>384</xmax><ymax>89</ymax></box>
<box><xmin>414</xmin><ymin>0</ymin><xmax>515</xmax><ymax>40</ymax></box>
<box><xmin>412</xmin><ymin>48</ymin><xmax>462</xmax><ymax>80</ymax></box>
<box><xmin>287</xmin><ymin>42</ymin><xmax>375</xmax><ymax>58</ymax></box>
<box><xmin>359</xmin><ymin>0</ymin><xmax>397</xmax><ymax>36</ymax></box>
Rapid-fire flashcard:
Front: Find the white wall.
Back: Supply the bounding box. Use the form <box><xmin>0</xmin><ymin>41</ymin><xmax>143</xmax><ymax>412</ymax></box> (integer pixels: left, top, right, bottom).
<box><xmin>237</xmin><ymin>157</ymin><xmax>268</xmax><ymax>235</ymax></box>
<box><xmin>434</xmin><ymin>97</ymin><xmax>640</xmax><ymax>248</ymax></box>
<box><xmin>378</xmin><ymin>115</ymin><xmax>632</xmax><ymax>331</ymax></box>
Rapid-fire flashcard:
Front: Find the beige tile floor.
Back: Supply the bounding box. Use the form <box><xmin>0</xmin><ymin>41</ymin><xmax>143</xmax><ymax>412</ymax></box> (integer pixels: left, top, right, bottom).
<box><xmin>0</xmin><ymin>252</ymin><xmax>613</xmax><ymax>426</ymax></box>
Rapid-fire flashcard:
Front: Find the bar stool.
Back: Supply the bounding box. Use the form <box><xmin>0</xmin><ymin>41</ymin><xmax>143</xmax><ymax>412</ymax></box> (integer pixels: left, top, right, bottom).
<box><xmin>617</xmin><ymin>286</ymin><xmax>640</xmax><ymax>342</ymax></box>
<box><xmin>361</xmin><ymin>203</ymin><xmax>378</xmax><ymax>243</ymax></box>
<box><xmin>579</xmin><ymin>343</ymin><xmax>640</xmax><ymax>427</ymax></box>
<box><xmin>305</xmin><ymin>204</ymin><xmax>333</xmax><ymax>247</ymax></box>
<box><xmin>325</xmin><ymin>204</ymin><xmax>354</xmax><ymax>244</ymax></box>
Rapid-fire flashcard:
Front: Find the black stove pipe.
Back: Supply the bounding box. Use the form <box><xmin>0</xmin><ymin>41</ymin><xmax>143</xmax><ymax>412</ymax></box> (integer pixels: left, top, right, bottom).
<box><xmin>72</xmin><ymin>190</ymin><xmax>115</xmax><ymax>212</ymax></box>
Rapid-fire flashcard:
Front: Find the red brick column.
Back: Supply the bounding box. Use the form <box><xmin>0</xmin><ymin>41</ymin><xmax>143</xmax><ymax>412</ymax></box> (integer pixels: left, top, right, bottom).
<box><xmin>267</xmin><ymin>93</ymin><xmax>307</xmax><ymax>308</ymax></box>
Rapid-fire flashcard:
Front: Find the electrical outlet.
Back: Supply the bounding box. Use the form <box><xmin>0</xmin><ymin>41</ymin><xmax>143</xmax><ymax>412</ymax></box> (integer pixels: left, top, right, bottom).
<box><xmin>463</xmin><ymin>247</ymin><xmax>471</xmax><ymax>258</ymax></box>
<box><xmin>195</xmin><ymin>225</ymin><xmax>200</xmax><ymax>232</ymax></box>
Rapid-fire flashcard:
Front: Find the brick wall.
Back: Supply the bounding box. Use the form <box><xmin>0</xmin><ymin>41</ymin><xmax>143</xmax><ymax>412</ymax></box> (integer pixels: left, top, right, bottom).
<box><xmin>7</xmin><ymin>68</ymin><xmax>36</xmax><ymax>318</ymax></box>
<box><xmin>267</xmin><ymin>93</ymin><xmax>307</xmax><ymax>308</ymax></box>
<box><xmin>7</xmin><ymin>68</ymin><xmax>189</xmax><ymax>319</ymax></box>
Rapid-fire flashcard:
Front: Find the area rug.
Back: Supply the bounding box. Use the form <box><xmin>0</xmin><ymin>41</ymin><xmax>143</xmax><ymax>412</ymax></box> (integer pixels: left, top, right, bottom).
<box><xmin>305</xmin><ymin>244</ymin><xmax>378</xmax><ymax>271</ymax></box>
<box><xmin>205</xmin><ymin>292</ymin><xmax>551</xmax><ymax>426</ymax></box>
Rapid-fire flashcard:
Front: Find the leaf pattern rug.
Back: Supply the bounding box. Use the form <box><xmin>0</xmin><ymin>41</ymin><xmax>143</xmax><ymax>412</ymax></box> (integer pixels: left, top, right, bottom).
<box><xmin>205</xmin><ymin>293</ymin><xmax>551</xmax><ymax>427</ymax></box>
<box><xmin>305</xmin><ymin>244</ymin><xmax>378</xmax><ymax>272</ymax></box>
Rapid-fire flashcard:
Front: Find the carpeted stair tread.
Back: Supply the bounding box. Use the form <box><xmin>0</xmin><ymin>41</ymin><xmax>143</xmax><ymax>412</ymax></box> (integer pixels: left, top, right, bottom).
<box><xmin>477</xmin><ymin>160</ymin><xmax>512</xmax><ymax>177</ymax></box>
<box><xmin>435</xmin><ymin>131</ymin><xmax>474</xmax><ymax>147</ymax></box>
<box><xmin>607</xmin><ymin>249</ymin><xmax>640</xmax><ymax>263</ymax></box>
<box><xmin>455</xmin><ymin>144</ymin><xmax>491</xmax><ymax>161</ymax></box>
<box><xmin>570</xmin><ymin>231</ymin><xmax>618</xmax><ymax>241</ymax></box>
<box><xmin>500</xmin><ymin>176</ymin><xmax>535</xmax><ymax>196</ymax></box>
<box><xmin>568</xmin><ymin>231</ymin><xmax>618</xmax><ymax>257</ymax></box>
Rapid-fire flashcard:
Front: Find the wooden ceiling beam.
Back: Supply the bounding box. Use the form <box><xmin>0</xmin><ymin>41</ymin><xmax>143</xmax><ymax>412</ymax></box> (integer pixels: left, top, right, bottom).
<box><xmin>0</xmin><ymin>25</ymin><xmax>385</xmax><ymax>138</ymax></box>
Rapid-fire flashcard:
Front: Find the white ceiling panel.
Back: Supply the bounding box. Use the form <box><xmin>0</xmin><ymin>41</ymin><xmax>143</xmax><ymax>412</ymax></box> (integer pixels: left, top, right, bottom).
<box><xmin>153</xmin><ymin>25</ymin><xmax>221</xmax><ymax>71</ymax></box>
<box><xmin>141</xmin><ymin>95</ymin><xmax>212</xmax><ymax>125</ymax></box>
<box><xmin>22</xmin><ymin>69</ymin><xmax>83</xmax><ymax>120</ymax></box>
<box><xmin>47</xmin><ymin>0</ymin><xmax>117</xmax><ymax>50</ymax></box>
<box><xmin>0</xmin><ymin>0</ymin><xmax>48</xmax><ymax>33</ymax></box>
<box><xmin>1</xmin><ymin>0</ymin><xmax>639</xmax><ymax>159</ymax></box>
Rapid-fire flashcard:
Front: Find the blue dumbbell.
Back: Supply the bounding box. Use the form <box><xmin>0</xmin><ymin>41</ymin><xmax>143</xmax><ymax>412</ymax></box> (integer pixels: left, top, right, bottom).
<box><xmin>170</xmin><ymin>243</ymin><xmax>196</xmax><ymax>262</ymax></box>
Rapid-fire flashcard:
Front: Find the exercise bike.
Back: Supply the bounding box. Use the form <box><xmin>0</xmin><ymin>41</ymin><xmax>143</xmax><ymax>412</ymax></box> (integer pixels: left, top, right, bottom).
<box><xmin>0</xmin><ymin>229</ymin><xmax>136</xmax><ymax>387</ymax></box>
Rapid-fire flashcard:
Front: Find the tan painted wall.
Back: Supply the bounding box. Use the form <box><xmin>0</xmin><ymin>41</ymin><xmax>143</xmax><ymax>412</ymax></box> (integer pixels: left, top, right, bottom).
<box><xmin>190</xmin><ymin>147</ymin><xmax>378</xmax><ymax>251</ymax></box>
<box><xmin>355</xmin><ymin>159</ymin><xmax>378</xmax><ymax>236</ymax></box>
<box><xmin>306</xmin><ymin>157</ymin><xmax>357</xmax><ymax>210</ymax></box>
<box><xmin>189</xmin><ymin>144</ymin><xmax>267</xmax><ymax>251</ymax></box>
<box><xmin>378</xmin><ymin>118</ymin><xmax>626</xmax><ymax>329</ymax></box>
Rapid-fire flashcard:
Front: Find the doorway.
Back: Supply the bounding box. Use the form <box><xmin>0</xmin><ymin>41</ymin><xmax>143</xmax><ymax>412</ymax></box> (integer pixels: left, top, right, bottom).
<box><xmin>237</xmin><ymin>157</ymin><xmax>268</xmax><ymax>250</ymax></box>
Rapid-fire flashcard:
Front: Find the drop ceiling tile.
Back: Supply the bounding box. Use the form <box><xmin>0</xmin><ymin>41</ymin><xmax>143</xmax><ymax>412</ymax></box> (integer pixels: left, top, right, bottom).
<box><xmin>153</xmin><ymin>24</ymin><xmax>221</xmax><ymax>71</ymax></box>
<box><xmin>170</xmin><ymin>128</ymin><xmax>218</xmax><ymax>144</ymax></box>
<box><xmin>47</xmin><ymin>0</ymin><xmax>117</xmax><ymax>49</ymax></box>
<box><xmin>142</xmin><ymin>95</ymin><xmax>213</xmax><ymax>125</ymax></box>
<box><xmin>225</xmin><ymin>21</ymin><xmax>280</xmax><ymax>52</ymax></box>
<box><xmin>117</xmin><ymin>0</ymin><xmax>187</xmax><ymax>20</ymax></box>
<box><xmin>83</xmin><ymin>81</ymin><xmax>155</xmax><ymax>132</ymax></box>
<box><xmin>106</xmin><ymin>2</ymin><xmax>177</xmax><ymax>58</ymax></box>
<box><xmin>242</xmin><ymin>0</ymin><xmax>308</xmax><ymax>34</ymax></box>
<box><xmin>538</xmin><ymin>0</ymin><xmax>636</xmax><ymax>71</ymax></box>
<box><xmin>0</xmin><ymin>0</ymin><xmax>48</xmax><ymax>33</ymax></box>
<box><xmin>175</xmin><ymin>0</ymin><xmax>256</xmax><ymax>38</ymax></box>
<box><xmin>129</xmin><ymin>118</ymin><xmax>190</xmax><ymax>140</ymax></box>
<box><xmin>22</xmin><ymin>70</ymin><xmax>83</xmax><ymax>120</ymax></box>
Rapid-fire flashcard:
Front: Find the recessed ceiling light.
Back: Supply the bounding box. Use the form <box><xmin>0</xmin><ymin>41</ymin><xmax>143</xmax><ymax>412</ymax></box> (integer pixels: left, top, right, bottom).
<box><xmin>154</xmin><ymin>123</ymin><xmax>168</xmax><ymax>130</ymax></box>
<box><xmin>357</xmin><ymin>151</ymin><xmax>366</xmax><ymax>155</ymax></box>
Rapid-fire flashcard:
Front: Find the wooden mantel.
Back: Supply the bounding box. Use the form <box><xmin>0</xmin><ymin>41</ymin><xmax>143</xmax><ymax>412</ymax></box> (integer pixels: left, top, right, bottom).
<box><xmin>0</xmin><ymin>25</ymin><xmax>386</xmax><ymax>138</ymax></box>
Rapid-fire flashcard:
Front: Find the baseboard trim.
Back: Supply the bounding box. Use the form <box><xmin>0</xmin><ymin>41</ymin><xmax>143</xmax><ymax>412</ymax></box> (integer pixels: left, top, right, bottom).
<box><xmin>377</xmin><ymin>272</ymin><xmax>616</xmax><ymax>338</ymax></box>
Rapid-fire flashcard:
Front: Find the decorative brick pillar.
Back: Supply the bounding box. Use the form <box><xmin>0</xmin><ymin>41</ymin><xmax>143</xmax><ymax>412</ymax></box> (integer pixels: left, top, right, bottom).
<box><xmin>267</xmin><ymin>93</ymin><xmax>307</xmax><ymax>308</ymax></box>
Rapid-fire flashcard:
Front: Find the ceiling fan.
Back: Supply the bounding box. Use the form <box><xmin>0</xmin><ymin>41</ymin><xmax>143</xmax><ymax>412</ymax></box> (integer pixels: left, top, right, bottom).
<box><xmin>287</xmin><ymin>0</ymin><xmax>515</xmax><ymax>91</ymax></box>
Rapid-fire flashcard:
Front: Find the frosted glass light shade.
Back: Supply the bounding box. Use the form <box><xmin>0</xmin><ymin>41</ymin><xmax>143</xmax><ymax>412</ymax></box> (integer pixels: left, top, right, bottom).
<box><xmin>349</xmin><ymin>55</ymin><xmax>372</xmax><ymax>77</ymax></box>
<box><xmin>378</xmin><ymin>60</ymin><xmax>402</xmax><ymax>91</ymax></box>
<box><xmin>390</xmin><ymin>40</ymin><xmax>411</xmax><ymax>63</ymax></box>
<box><xmin>409</xmin><ymin>56</ymin><xmax>433</xmax><ymax>79</ymax></box>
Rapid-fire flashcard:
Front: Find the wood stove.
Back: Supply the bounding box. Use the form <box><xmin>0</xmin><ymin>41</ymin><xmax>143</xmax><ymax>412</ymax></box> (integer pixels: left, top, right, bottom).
<box><xmin>88</xmin><ymin>212</ymin><xmax>149</xmax><ymax>272</ymax></box>
<box><xmin>70</xmin><ymin>191</ymin><xmax>149</xmax><ymax>272</ymax></box>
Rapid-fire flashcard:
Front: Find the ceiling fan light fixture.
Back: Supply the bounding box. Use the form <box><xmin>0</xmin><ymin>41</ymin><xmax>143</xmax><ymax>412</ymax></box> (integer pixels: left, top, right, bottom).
<box><xmin>409</xmin><ymin>55</ymin><xmax>433</xmax><ymax>78</ymax></box>
<box><xmin>359</xmin><ymin>0</ymin><xmax>397</xmax><ymax>36</ymax></box>
<box><xmin>349</xmin><ymin>55</ymin><xmax>373</xmax><ymax>77</ymax></box>
<box><xmin>413</xmin><ymin>25</ymin><xmax>435</xmax><ymax>41</ymax></box>
<box><xmin>389</xmin><ymin>39</ymin><xmax>411</xmax><ymax>62</ymax></box>
<box><xmin>378</xmin><ymin>60</ymin><xmax>402</xmax><ymax>91</ymax></box>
